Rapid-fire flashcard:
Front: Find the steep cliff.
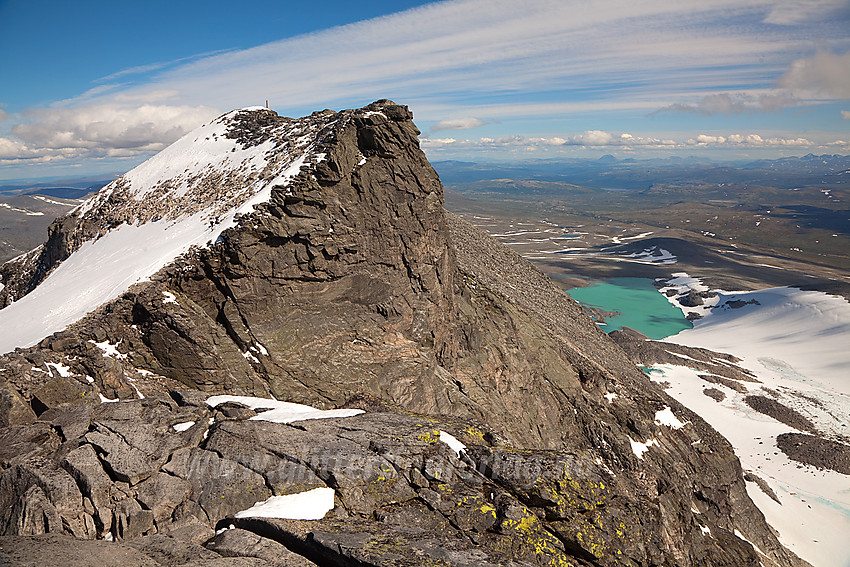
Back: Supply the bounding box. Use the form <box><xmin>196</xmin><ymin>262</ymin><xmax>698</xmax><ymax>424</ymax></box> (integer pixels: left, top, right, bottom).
<box><xmin>0</xmin><ymin>101</ymin><xmax>807</xmax><ymax>567</ymax></box>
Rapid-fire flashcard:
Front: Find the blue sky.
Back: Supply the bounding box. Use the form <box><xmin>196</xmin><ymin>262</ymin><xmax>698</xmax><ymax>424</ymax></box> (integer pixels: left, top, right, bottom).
<box><xmin>1</xmin><ymin>0</ymin><xmax>849</xmax><ymax>181</ymax></box>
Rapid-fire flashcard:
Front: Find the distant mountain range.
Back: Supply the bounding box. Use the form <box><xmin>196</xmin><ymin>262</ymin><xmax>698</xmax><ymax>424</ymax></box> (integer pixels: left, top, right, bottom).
<box><xmin>434</xmin><ymin>153</ymin><xmax>850</xmax><ymax>191</ymax></box>
<box><xmin>0</xmin><ymin>176</ymin><xmax>114</xmax><ymax>198</ymax></box>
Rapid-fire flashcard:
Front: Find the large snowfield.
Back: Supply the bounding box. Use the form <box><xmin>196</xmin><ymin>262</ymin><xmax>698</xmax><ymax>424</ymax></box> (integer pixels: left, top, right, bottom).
<box><xmin>656</xmin><ymin>274</ymin><xmax>850</xmax><ymax>567</ymax></box>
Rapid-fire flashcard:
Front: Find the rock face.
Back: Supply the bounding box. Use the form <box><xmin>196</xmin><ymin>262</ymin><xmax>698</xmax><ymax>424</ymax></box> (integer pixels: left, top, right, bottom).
<box><xmin>0</xmin><ymin>101</ymin><xmax>808</xmax><ymax>566</ymax></box>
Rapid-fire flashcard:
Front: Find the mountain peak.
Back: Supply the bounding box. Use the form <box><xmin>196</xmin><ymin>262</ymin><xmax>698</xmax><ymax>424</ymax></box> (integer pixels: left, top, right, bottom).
<box><xmin>0</xmin><ymin>99</ymin><xmax>809</xmax><ymax>567</ymax></box>
<box><xmin>0</xmin><ymin>101</ymin><xmax>420</xmax><ymax>353</ymax></box>
<box><xmin>75</xmin><ymin>106</ymin><xmax>325</xmax><ymax>225</ymax></box>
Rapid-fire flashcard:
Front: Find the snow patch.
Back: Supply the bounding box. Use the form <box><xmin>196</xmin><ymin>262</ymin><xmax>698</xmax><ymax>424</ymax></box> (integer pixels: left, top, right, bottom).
<box><xmin>654</xmin><ymin>406</ymin><xmax>686</xmax><ymax>429</ymax></box>
<box><xmin>593</xmin><ymin>456</ymin><xmax>616</xmax><ymax>476</ymax></box>
<box><xmin>649</xmin><ymin>363</ymin><xmax>850</xmax><ymax>567</ymax></box>
<box><xmin>734</xmin><ymin>529</ymin><xmax>769</xmax><ymax>558</ymax></box>
<box><xmin>656</xmin><ymin>272</ymin><xmax>720</xmax><ymax>319</ymax></box>
<box><xmin>603</xmin><ymin>392</ymin><xmax>618</xmax><ymax>404</ymax></box>
<box><xmin>668</xmin><ymin>286</ymin><xmax>850</xmax><ymax>402</ymax></box>
<box><xmin>234</xmin><ymin>487</ymin><xmax>335</xmax><ymax>520</ymax></box>
<box><xmin>205</xmin><ymin>395</ymin><xmax>364</xmax><ymax>424</ymax></box>
<box><xmin>629</xmin><ymin>437</ymin><xmax>658</xmax><ymax>460</ymax></box>
<box><xmin>162</xmin><ymin>291</ymin><xmax>178</xmax><ymax>304</ymax></box>
<box><xmin>99</xmin><ymin>393</ymin><xmax>119</xmax><ymax>403</ymax></box>
<box><xmin>553</xmin><ymin>244</ymin><xmax>676</xmax><ymax>264</ymax></box>
<box><xmin>31</xmin><ymin>195</ymin><xmax>73</xmax><ymax>206</ymax></box>
<box><xmin>89</xmin><ymin>340</ymin><xmax>128</xmax><ymax>360</ymax></box>
<box><xmin>126</xmin><ymin>378</ymin><xmax>144</xmax><ymax>399</ymax></box>
<box><xmin>45</xmin><ymin>362</ymin><xmax>72</xmax><ymax>378</ymax></box>
<box><xmin>659</xmin><ymin>272</ymin><xmax>709</xmax><ymax>293</ymax></box>
<box><xmin>439</xmin><ymin>431</ymin><xmax>467</xmax><ymax>457</ymax></box>
<box><xmin>621</xmin><ymin>231</ymin><xmax>655</xmax><ymax>241</ymax></box>
<box><xmin>621</xmin><ymin>246</ymin><xmax>677</xmax><ymax>264</ymax></box>
<box><xmin>0</xmin><ymin>212</ymin><xmax>232</xmax><ymax>355</ymax></box>
<box><xmin>0</xmin><ymin>202</ymin><xmax>43</xmax><ymax>216</ymax></box>
<box><xmin>173</xmin><ymin>421</ymin><xmax>195</xmax><ymax>432</ymax></box>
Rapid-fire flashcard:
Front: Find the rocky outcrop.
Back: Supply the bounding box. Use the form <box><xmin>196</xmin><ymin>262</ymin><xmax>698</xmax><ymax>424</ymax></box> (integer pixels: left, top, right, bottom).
<box><xmin>777</xmin><ymin>433</ymin><xmax>850</xmax><ymax>475</ymax></box>
<box><xmin>0</xmin><ymin>101</ymin><xmax>808</xmax><ymax>566</ymax></box>
<box><xmin>0</xmin><ymin>392</ymin><xmax>802</xmax><ymax>566</ymax></box>
<box><xmin>609</xmin><ymin>328</ymin><xmax>761</xmax><ymax>383</ymax></box>
<box><xmin>744</xmin><ymin>395</ymin><xmax>817</xmax><ymax>434</ymax></box>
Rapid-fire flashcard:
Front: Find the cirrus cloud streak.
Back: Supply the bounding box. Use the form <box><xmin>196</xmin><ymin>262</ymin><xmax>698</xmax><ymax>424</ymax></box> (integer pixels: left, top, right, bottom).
<box><xmin>429</xmin><ymin>117</ymin><xmax>489</xmax><ymax>133</ymax></box>
<box><xmin>651</xmin><ymin>92</ymin><xmax>801</xmax><ymax>116</ymax></box>
<box><xmin>2</xmin><ymin>0</ymin><xmax>849</xmax><ymax>173</ymax></box>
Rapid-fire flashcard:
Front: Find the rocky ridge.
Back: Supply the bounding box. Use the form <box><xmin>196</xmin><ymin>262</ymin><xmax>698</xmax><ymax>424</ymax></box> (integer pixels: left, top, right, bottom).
<box><xmin>0</xmin><ymin>106</ymin><xmax>329</xmax><ymax>310</ymax></box>
<box><xmin>0</xmin><ymin>101</ymin><xmax>808</xmax><ymax>566</ymax></box>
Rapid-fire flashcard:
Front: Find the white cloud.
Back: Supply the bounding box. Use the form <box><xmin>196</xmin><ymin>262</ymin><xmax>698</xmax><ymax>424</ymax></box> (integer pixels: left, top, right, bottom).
<box><xmin>97</xmin><ymin>62</ymin><xmax>173</xmax><ymax>83</ymax></box>
<box><xmin>0</xmin><ymin>137</ymin><xmax>35</xmax><ymax>160</ymax></box>
<box><xmin>10</xmin><ymin>104</ymin><xmax>219</xmax><ymax>155</ymax></box>
<box><xmin>687</xmin><ymin>133</ymin><xmax>814</xmax><ymax>147</ymax></box>
<box><xmin>570</xmin><ymin>130</ymin><xmax>614</xmax><ymax>146</ymax></box>
<box><xmin>0</xmin><ymin>137</ymin><xmax>80</xmax><ymax>165</ymax></box>
<box><xmin>113</xmin><ymin>90</ymin><xmax>181</xmax><ymax>103</ymax></box>
<box><xmin>429</xmin><ymin>117</ymin><xmax>488</xmax><ymax>133</ymax></box>
<box><xmin>653</xmin><ymin>92</ymin><xmax>800</xmax><ymax>115</ymax></box>
<box><xmin>94</xmin><ymin>49</ymin><xmax>236</xmax><ymax>84</ymax></box>
<box><xmin>842</xmin><ymin>110</ymin><xmax>850</xmax><ymax>119</ymax></box>
<box><xmin>422</xmin><ymin>131</ymin><xmax>824</xmax><ymax>153</ymax></box>
<box><xmin>422</xmin><ymin>131</ymin><xmax>677</xmax><ymax>150</ymax></box>
<box><xmin>563</xmin><ymin>131</ymin><xmax>676</xmax><ymax>147</ymax></box>
<box><xmin>763</xmin><ymin>0</ymin><xmax>850</xmax><ymax>25</ymax></box>
<box><xmin>694</xmin><ymin>134</ymin><xmax>727</xmax><ymax>144</ymax></box>
<box><xmin>778</xmin><ymin>50</ymin><xmax>850</xmax><ymax>98</ymax></box>
<box><xmin>0</xmin><ymin>109</ymin><xmax>7</xmax><ymax>123</ymax></box>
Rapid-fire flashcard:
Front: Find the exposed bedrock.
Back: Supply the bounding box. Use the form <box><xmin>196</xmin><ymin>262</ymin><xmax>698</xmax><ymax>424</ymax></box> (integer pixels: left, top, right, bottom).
<box><xmin>0</xmin><ymin>101</ymin><xmax>808</xmax><ymax>566</ymax></box>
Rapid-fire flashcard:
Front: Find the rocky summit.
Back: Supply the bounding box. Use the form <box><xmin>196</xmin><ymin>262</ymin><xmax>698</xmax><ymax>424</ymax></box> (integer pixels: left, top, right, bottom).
<box><xmin>0</xmin><ymin>101</ymin><xmax>809</xmax><ymax>566</ymax></box>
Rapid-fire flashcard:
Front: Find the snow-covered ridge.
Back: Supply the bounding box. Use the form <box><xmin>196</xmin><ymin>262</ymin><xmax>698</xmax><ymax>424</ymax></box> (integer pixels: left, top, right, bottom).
<box><xmin>75</xmin><ymin>108</ymin><xmax>327</xmax><ymax>224</ymax></box>
<box><xmin>0</xmin><ymin>107</ymin><xmax>344</xmax><ymax>355</ymax></box>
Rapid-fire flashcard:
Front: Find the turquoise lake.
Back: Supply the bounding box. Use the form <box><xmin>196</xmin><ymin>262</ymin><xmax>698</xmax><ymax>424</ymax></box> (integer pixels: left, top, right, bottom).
<box><xmin>566</xmin><ymin>277</ymin><xmax>692</xmax><ymax>340</ymax></box>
